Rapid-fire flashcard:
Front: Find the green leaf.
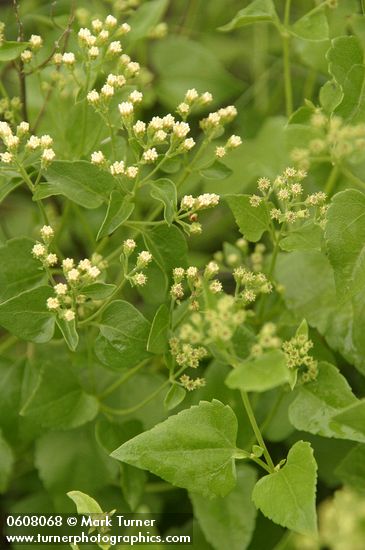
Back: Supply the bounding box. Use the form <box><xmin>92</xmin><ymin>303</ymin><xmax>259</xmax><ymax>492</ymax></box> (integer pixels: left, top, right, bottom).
<box><xmin>97</xmin><ymin>192</ymin><xmax>135</xmax><ymax>240</ymax></box>
<box><xmin>143</xmin><ymin>224</ymin><xmax>188</xmax><ymax>282</ymax></box>
<box><xmin>150</xmin><ymin>179</ymin><xmax>177</xmax><ymax>226</ymax></box>
<box><xmin>151</xmin><ymin>36</ymin><xmax>242</xmax><ymax>110</ymax></box>
<box><xmin>164</xmin><ymin>384</ymin><xmax>186</xmax><ymax>411</ymax></box>
<box><xmin>95</xmin><ymin>300</ymin><xmax>151</xmax><ymax>370</ymax></box>
<box><xmin>334</xmin><ymin>64</ymin><xmax>365</xmax><ymax>124</ymax></box>
<box><xmin>67</xmin><ymin>490</ymin><xmax>103</xmax><ymax>514</ymax></box>
<box><xmin>0</xmin><ymin>286</ymin><xmax>55</xmax><ymax>343</ymax></box>
<box><xmin>319</xmin><ymin>80</ymin><xmax>343</xmax><ymax>114</ymax></box>
<box><xmin>327</xmin><ymin>36</ymin><xmax>363</xmax><ymax>85</ymax></box>
<box><xmin>279</xmin><ymin>223</ymin><xmax>322</xmax><ymax>252</ymax></box>
<box><xmin>335</xmin><ymin>444</ymin><xmax>365</xmax><ymax>491</ymax></box>
<box><xmin>226</xmin><ymin>350</ymin><xmax>290</xmax><ymax>393</ymax></box>
<box><xmin>0</xmin><ymin>177</ymin><xmax>22</xmax><ymax>203</ymax></box>
<box><xmin>35</xmin><ymin>426</ymin><xmax>117</xmax><ymax>495</ymax></box>
<box><xmin>190</xmin><ymin>465</ymin><xmax>257</xmax><ymax>550</ymax></box>
<box><xmin>56</xmin><ymin>317</ymin><xmax>79</xmax><ymax>351</ymax></box>
<box><xmin>0</xmin><ymin>238</ymin><xmax>46</xmax><ymax>303</ymax></box>
<box><xmin>20</xmin><ymin>360</ymin><xmax>98</xmax><ymax>430</ymax></box>
<box><xmin>252</xmin><ymin>441</ymin><xmax>317</xmax><ymax>535</ymax></box>
<box><xmin>219</xmin><ymin>0</ymin><xmax>277</xmax><ymax>31</ymax></box>
<box><xmin>0</xmin><ymin>430</ymin><xmax>14</xmax><ymax>493</ymax></box>
<box><xmin>225</xmin><ymin>194</ymin><xmax>270</xmax><ymax>242</ymax></box>
<box><xmin>332</xmin><ymin>401</ymin><xmax>365</xmax><ymax>439</ymax></box>
<box><xmin>200</xmin><ymin>161</ymin><xmax>233</xmax><ymax>181</ymax></box>
<box><xmin>289</xmin><ymin>363</ymin><xmax>365</xmax><ymax>442</ymax></box>
<box><xmin>147</xmin><ymin>304</ymin><xmax>170</xmax><ymax>354</ymax></box>
<box><xmin>0</xmin><ymin>41</ymin><xmax>29</xmax><ymax>61</ymax></box>
<box><xmin>290</xmin><ymin>7</ymin><xmax>329</xmax><ymax>42</ymax></box>
<box><xmin>81</xmin><ymin>283</ymin><xmax>116</xmax><ymax>300</ymax></box>
<box><xmin>111</xmin><ymin>400</ymin><xmax>239</xmax><ymax>497</ymax></box>
<box><xmin>127</xmin><ymin>0</ymin><xmax>168</xmax><ymax>42</ymax></box>
<box><xmin>325</xmin><ymin>190</ymin><xmax>365</xmax><ymax>298</ymax></box>
<box><xmin>34</xmin><ymin>161</ymin><xmax>115</xmax><ymax>209</ymax></box>
<box><xmin>65</xmin><ymin>100</ymin><xmax>106</xmax><ymax>159</ymax></box>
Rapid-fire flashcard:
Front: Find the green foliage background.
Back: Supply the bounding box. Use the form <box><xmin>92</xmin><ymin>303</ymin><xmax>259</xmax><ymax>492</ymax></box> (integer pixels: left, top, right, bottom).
<box><xmin>1</xmin><ymin>0</ymin><xmax>365</xmax><ymax>549</ymax></box>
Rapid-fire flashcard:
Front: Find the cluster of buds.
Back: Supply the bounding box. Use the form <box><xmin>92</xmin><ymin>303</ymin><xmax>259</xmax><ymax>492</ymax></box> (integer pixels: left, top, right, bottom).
<box><xmin>200</xmin><ymin>105</ymin><xmax>238</xmax><ymax>139</ymax></box>
<box><xmin>121</xmin><ymin>239</ymin><xmax>153</xmax><ymax>287</ymax></box>
<box><xmin>20</xmin><ymin>34</ymin><xmax>43</xmax><ymax>64</ymax></box>
<box><xmin>87</xmin><ymin>73</ymin><xmax>127</xmax><ymax>107</ymax></box>
<box><xmin>170</xmin><ymin>337</ymin><xmax>208</xmax><ymax>391</ymax></box>
<box><xmin>176</xmin><ymin>88</ymin><xmax>213</xmax><ymax>120</ymax></box>
<box><xmin>90</xmin><ymin>151</ymin><xmax>138</xmax><ymax>180</ymax></box>
<box><xmin>250</xmin><ymin>168</ymin><xmax>328</xmax><ymax>228</ymax></box>
<box><xmin>282</xmin><ymin>331</ymin><xmax>318</xmax><ymax>383</ymax></box>
<box><xmin>215</xmin><ymin>134</ymin><xmax>242</xmax><ymax>159</ymax></box>
<box><xmin>170</xmin><ymin>262</ymin><xmax>222</xmax><ymax>307</ymax></box>
<box><xmin>53</xmin><ymin>15</ymin><xmax>133</xmax><ymax>72</ymax></box>
<box><xmin>0</xmin><ymin>121</ymin><xmax>55</xmax><ymax>168</ymax></box>
<box><xmin>31</xmin><ymin>225</ymin><xmax>58</xmax><ymax>268</ymax></box>
<box><xmin>179</xmin><ymin>374</ymin><xmax>206</xmax><ymax>391</ymax></box>
<box><xmin>178</xmin><ymin>193</ymin><xmax>220</xmax><ymax>234</ymax></box>
<box><xmin>0</xmin><ymin>96</ymin><xmax>21</xmax><ymax>124</ymax></box>
<box><xmin>291</xmin><ymin>110</ymin><xmax>365</xmax><ymax>169</ymax></box>
<box><xmin>233</xmin><ymin>267</ymin><xmax>272</xmax><ymax>304</ymax></box>
<box><xmin>250</xmin><ymin>322</ymin><xmax>282</xmax><ymax>357</ymax></box>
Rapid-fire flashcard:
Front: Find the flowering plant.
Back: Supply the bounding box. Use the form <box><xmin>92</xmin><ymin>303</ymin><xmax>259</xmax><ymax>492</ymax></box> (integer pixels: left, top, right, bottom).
<box><xmin>1</xmin><ymin>1</ymin><xmax>365</xmax><ymax>548</ymax></box>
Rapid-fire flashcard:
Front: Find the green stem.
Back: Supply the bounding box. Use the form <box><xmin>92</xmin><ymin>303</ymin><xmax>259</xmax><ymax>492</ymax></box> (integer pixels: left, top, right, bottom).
<box><xmin>324</xmin><ymin>164</ymin><xmax>339</xmax><ymax>195</ymax></box>
<box><xmin>240</xmin><ymin>390</ymin><xmax>275</xmax><ymax>472</ymax></box>
<box><xmin>282</xmin><ymin>0</ymin><xmax>293</xmax><ymax>117</ymax></box>
<box><xmin>341</xmin><ymin>166</ymin><xmax>365</xmax><ymax>191</ymax></box>
<box><xmin>78</xmin><ymin>278</ymin><xmax>126</xmax><ymax>326</ymax></box>
<box><xmin>99</xmin><ymin>359</ymin><xmax>149</xmax><ymax>399</ymax></box>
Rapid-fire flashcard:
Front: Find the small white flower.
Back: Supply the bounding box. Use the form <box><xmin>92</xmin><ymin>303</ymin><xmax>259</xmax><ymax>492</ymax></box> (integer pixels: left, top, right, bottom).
<box><xmin>162</xmin><ymin>114</ymin><xmax>175</xmax><ymax>129</ymax></box>
<box><xmin>110</xmin><ymin>161</ymin><xmax>125</xmax><ymax>175</ymax></box>
<box><xmin>21</xmin><ymin>50</ymin><xmax>33</xmax><ymax>63</ymax></box>
<box><xmin>143</xmin><ymin>148</ymin><xmax>158</xmax><ymax>163</ymax></box>
<box><xmin>40</xmin><ymin>225</ymin><xmax>54</xmax><ymax>241</ymax></box>
<box><xmin>45</xmin><ymin>253</ymin><xmax>58</xmax><ymax>266</ymax></box>
<box><xmin>173</xmin><ymin>121</ymin><xmax>190</xmax><ymax>138</ymax></box>
<box><xmin>120</xmin><ymin>22</ymin><xmax>131</xmax><ymax>34</ymax></box>
<box><xmin>120</xmin><ymin>54</ymin><xmax>130</xmax><ymax>66</ymax></box>
<box><xmin>26</xmin><ymin>135</ymin><xmax>40</xmax><ymax>149</ymax></box>
<box><xmin>40</xmin><ymin>135</ymin><xmax>53</xmax><ymax>147</ymax></box>
<box><xmin>101</xmin><ymin>84</ymin><xmax>114</xmax><ymax>97</ymax></box>
<box><xmin>129</xmin><ymin>90</ymin><xmax>143</xmax><ymax>104</ymax></box>
<box><xmin>91</xmin><ymin>19</ymin><xmax>103</xmax><ymax>33</ymax></box>
<box><xmin>186</xmin><ymin>266</ymin><xmax>198</xmax><ymax>278</ymax></box>
<box><xmin>64</xmin><ymin>309</ymin><xmax>75</xmax><ymax>322</ymax></box>
<box><xmin>88</xmin><ymin>46</ymin><xmax>99</xmax><ymax>59</ymax></box>
<box><xmin>67</xmin><ymin>268</ymin><xmax>80</xmax><ymax>282</ymax></box>
<box><xmin>118</xmin><ymin>101</ymin><xmax>134</xmax><ymax>117</ymax></box>
<box><xmin>53</xmin><ymin>52</ymin><xmax>63</xmax><ymax>65</ymax></box>
<box><xmin>105</xmin><ymin>14</ymin><xmax>117</xmax><ymax>28</ymax></box>
<box><xmin>250</xmin><ymin>195</ymin><xmax>262</xmax><ymax>208</ymax></box>
<box><xmin>137</xmin><ymin>250</ymin><xmax>152</xmax><ymax>267</ymax></box>
<box><xmin>154</xmin><ymin>130</ymin><xmax>167</xmax><ymax>142</ymax></box>
<box><xmin>29</xmin><ymin>34</ymin><xmax>43</xmax><ymax>50</ymax></box>
<box><xmin>0</xmin><ymin>122</ymin><xmax>12</xmax><ymax>137</ymax></box>
<box><xmin>5</xmin><ymin>135</ymin><xmax>19</xmax><ymax>149</ymax></box>
<box><xmin>132</xmin><ymin>272</ymin><xmax>147</xmax><ymax>286</ymax></box>
<box><xmin>185</xmin><ymin>88</ymin><xmax>199</xmax><ymax>103</ymax></box>
<box><xmin>200</xmin><ymin>91</ymin><xmax>213</xmax><ymax>104</ymax></box>
<box><xmin>210</xmin><ymin>280</ymin><xmax>223</xmax><ymax>294</ymax></box>
<box><xmin>177</xmin><ymin>102</ymin><xmax>190</xmax><ymax>115</ymax></box>
<box><xmin>42</xmin><ymin>148</ymin><xmax>56</xmax><ymax>163</ymax></box>
<box><xmin>87</xmin><ymin>266</ymin><xmax>101</xmax><ymax>279</ymax></box>
<box><xmin>149</xmin><ymin>116</ymin><xmax>164</xmax><ymax>130</ymax></box>
<box><xmin>123</xmin><ymin>239</ymin><xmax>136</xmax><ymax>253</ymax></box>
<box><xmin>173</xmin><ymin>267</ymin><xmax>185</xmax><ymax>280</ymax></box>
<box><xmin>182</xmin><ymin>138</ymin><xmax>195</xmax><ymax>151</ymax></box>
<box><xmin>78</xmin><ymin>259</ymin><xmax>91</xmax><ymax>271</ymax></box>
<box><xmin>215</xmin><ymin>146</ymin><xmax>226</xmax><ymax>158</ymax></box>
<box><xmin>0</xmin><ymin>152</ymin><xmax>13</xmax><ymax>163</ymax></box>
<box><xmin>227</xmin><ymin>135</ymin><xmax>242</xmax><ymax>148</ymax></box>
<box><xmin>126</xmin><ymin>61</ymin><xmax>140</xmax><ymax>75</ymax></box>
<box><xmin>181</xmin><ymin>195</ymin><xmax>195</xmax><ymax>210</ymax></box>
<box><xmin>62</xmin><ymin>52</ymin><xmax>75</xmax><ymax>65</ymax></box>
<box><xmin>108</xmin><ymin>41</ymin><xmax>122</xmax><ymax>54</ymax></box>
<box><xmin>205</xmin><ymin>261</ymin><xmax>219</xmax><ymax>277</ymax></box>
<box><xmin>47</xmin><ymin>297</ymin><xmax>60</xmax><ymax>310</ymax></box>
<box><xmin>196</xmin><ymin>193</ymin><xmax>220</xmax><ymax>209</ymax></box>
<box><xmin>91</xmin><ymin>151</ymin><xmax>105</xmax><ymax>165</ymax></box>
<box><xmin>62</xmin><ymin>258</ymin><xmax>74</xmax><ymax>271</ymax></box>
<box><xmin>126</xmin><ymin>166</ymin><xmax>138</xmax><ymax>178</ymax></box>
<box><xmin>17</xmin><ymin>121</ymin><xmax>29</xmax><ymax>135</ymax></box>
<box><xmin>54</xmin><ymin>283</ymin><xmax>68</xmax><ymax>296</ymax></box>
<box><xmin>133</xmin><ymin>120</ymin><xmax>146</xmax><ymax>135</ymax></box>
<box><xmin>32</xmin><ymin>243</ymin><xmax>46</xmax><ymax>258</ymax></box>
<box><xmin>78</xmin><ymin>28</ymin><xmax>92</xmax><ymax>42</ymax></box>
<box><xmin>87</xmin><ymin>90</ymin><xmax>100</xmax><ymax>104</ymax></box>
<box><xmin>98</xmin><ymin>30</ymin><xmax>109</xmax><ymax>43</ymax></box>
<box><xmin>170</xmin><ymin>282</ymin><xmax>184</xmax><ymax>300</ymax></box>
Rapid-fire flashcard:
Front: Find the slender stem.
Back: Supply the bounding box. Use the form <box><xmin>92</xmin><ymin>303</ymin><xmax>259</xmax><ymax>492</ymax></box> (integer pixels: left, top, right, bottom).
<box><xmin>240</xmin><ymin>390</ymin><xmax>275</xmax><ymax>472</ymax></box>
<box><xmin>12</xmin><ymin>0</ymin><xmax>28</xmax><ymax>121</ymax></box>
<box><xmin>324</xmin><ymin>164</ymin><xmax>339</xmax><ymax>195</ymax></box>
<box><xmin>341</xmin><ymin>166</ymin><xmax>365</xmax><ymax>190</ymax></box>
<box><xmin>99</xmin><ymin>359</ymin><xmax>148</xmax><ymax>399</ymax></box>
<box><xmin>282</xmin><ymin>0</ymin><xmax>293</xmax><ymax>117</ymax></box>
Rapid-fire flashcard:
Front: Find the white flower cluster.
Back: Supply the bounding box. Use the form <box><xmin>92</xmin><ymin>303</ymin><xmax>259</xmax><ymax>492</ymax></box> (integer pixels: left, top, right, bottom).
<box><xmin>0</xmin><ymin>121</ymin><xmax>55</xmax><ymax>167</ymax></box>
<box><xmin>121</xmin><ymin>239</ymin><xmax>153</xmax><ymax>287</ymax></box>
<box><xmin>200</xmin><ymin>105</ymin><xmax>237</xmax><ymax>137</ymax></box>
<box><xmin>176</xmin><ymin>88</ymin><xmax>213</xmax><ymax>119</ymax></box>
<box><xmin>233</xmin><ymin>267</ymin><xmax>272</xmax><ymax>303</ymax></box>
<box><xmin>170</xmin><ymin>261</ymin><xmax>222</xmax><ymax>306</ymax></box>
<box><xmin>215</xmin><ymin>134</ymin><xmax>242</xmax><ymax>158</ymax></box>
